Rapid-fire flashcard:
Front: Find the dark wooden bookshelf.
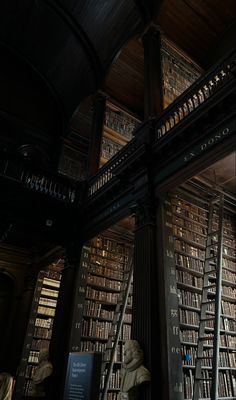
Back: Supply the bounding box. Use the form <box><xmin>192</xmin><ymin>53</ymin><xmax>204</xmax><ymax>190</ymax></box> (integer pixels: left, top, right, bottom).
<box><xmin>164</xmin><ymin>191</ymin><xmax>236</xmax><ymax>399</ymax></box>
<box><xmin>69</xmin><ymin>234</ymin><xmax>133</xmax><ymax>399</ymax></box>
<box><xmin>14</xmin><ymin>264</ymin><xmax>62</xmax><ymax>399</ymax></box>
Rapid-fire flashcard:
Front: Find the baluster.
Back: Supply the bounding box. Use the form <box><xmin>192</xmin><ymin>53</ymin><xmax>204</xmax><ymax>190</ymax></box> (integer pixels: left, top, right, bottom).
<box><xmin>192</xmin><ymin>94</ymin><xmax>199</xmax><ymax>108</ymax></box>
<box><xmin>49</xmin><ymin>180</ymin><xmax>53</xmax><ymax>195</ymax></box>
<box><xmin>161</xmin><ymin>124</ymin><xmax>166</xmax><ymax>137</ymax></box>
<box><xmin>35</xmin><ymin>176</ymin><xmax>40</xmax><ymax>191</ymax></box>
<box><xmin>203</xmin><ymin>84</ymin><xmax>210</xmax><ymax>99</ymax></box>
<box><xmin>183</xmin><ymin>103</ymin><xmax>188</xmax><ymax>117</ymax></box>
<box><xmin>30</xmin><ymin>175</ymin><xmax>35</xmax><ymax>189</ymax></box>
<box><xmin>198</xmin><ymin>89</ymin><xmax>206</xmax><ymax>103</ymax></box>
<box><xmin>188</xmin><ymin>98</ymin><xmax>194</xmax><ymax>112</ymax></box>
<box><xmin>165</xmin><ymin>120</ymin><xmax>170</xmax><ymax>132</ymax></box>
<box><xmin>174</xmin><ymin>111</ymin><xmax>179</xmax><ymax>124</ymax></box>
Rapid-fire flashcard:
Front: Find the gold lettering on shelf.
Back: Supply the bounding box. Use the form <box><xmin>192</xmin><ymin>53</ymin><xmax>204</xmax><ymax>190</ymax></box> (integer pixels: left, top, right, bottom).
<box><xmin>171</xmin><ymin>309</ymin><xmax>178</xmax><ymax>318</ymax></box>
<box><xmin>174</xmin><ymin>382</ymin><xmax>183</xmax><ymax>392</ymax></box>
<box><xmin>168</xmin><ymin>235</ymin><xmax>174</xmax><ymax>243</ymax></box>
<box><xmin>170</xmin><ymin>285</ymin><xmax>177</xmax><ymax>294</ymax></box>
<box><xmin>166</xmin><ymin>249</ymin><xmax>174</xmax><ymax>258</ymax></box>
<box><xmin>173</xmin><ymin>326</ymin><xmax>179</xmax><ymax>335</ymax></box>
<box><xmin>171</xmin><ymin>347</ymin><xmax>181</xmax><ymax>354</ymax></box>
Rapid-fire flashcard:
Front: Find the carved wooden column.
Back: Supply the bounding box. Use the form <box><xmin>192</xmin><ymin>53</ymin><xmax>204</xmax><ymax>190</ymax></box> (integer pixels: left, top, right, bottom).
<box><xmin>49</xmin><ymin>243</ymin><xmax>82</xmax><ymax>400</ymax></box>
<box><xmin>132</xmin><ymin>196</ymin><xmax>159</xmax><ymax>400</ymax></box>
<box><xmin>155</xmin><ymin>196</ymin><xmax>184</xmax><ymax>400</ymax></box>
<box><xmin>142</xmin><ymin>25</ymin><xmax>163</xmax><ymax>119</ymax></box>
<box><xmin>10</xmin><ymin>269</ymin><xmax>38</xmax><ymax>373</ymax></box>
<box><xmin>87</xmin><ymin>92</ymin><xmax>106</xmax><ymax>177</ymax></box>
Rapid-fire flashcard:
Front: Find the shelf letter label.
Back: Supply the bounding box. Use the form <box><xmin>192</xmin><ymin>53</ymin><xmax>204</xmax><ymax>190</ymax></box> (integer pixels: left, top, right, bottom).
<box><xmin>173</xmin><ymin>326</ymin><xmax>179</xmax><ymax>335</ymax></box>
<box><xmin>171</xmin><ymin>309</ymin><xmax>178</xmax><ymax>318</ymax></box>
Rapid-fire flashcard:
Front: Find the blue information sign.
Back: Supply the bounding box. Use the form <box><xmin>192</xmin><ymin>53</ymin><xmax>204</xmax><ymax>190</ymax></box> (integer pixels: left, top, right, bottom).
<box><xmin>63</xmin><ymin>352</ymin><xmax>102</xmax><ymax>400</ymax></box>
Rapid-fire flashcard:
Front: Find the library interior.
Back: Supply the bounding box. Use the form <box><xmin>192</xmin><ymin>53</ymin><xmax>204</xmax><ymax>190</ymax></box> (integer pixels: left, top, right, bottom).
<box><xmin>0</xmin><ymin>1</ymin><xmax>235</xmax><ymax>400</ymax></box>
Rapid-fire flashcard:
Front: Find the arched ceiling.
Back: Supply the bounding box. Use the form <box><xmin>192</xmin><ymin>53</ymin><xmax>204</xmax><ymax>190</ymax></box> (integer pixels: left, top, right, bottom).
<box><xmin>103</xmin><ymin>0</ymin><xmax>236</xmax><ymax>117</ymax></box>
<box><xmin>0</xmin><ymin>0</ymin><xmax>144</xmax><ymax>155</ymax></box>
<box><xmin>0</xmin><ymin>0</ymin><xmax>235</xmax><ymax>251</ymax></box>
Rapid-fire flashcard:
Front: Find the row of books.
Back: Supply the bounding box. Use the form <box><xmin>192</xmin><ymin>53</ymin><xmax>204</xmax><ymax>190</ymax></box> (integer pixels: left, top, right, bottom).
<box><xmin>184</xmin><ymin>369</ymin><xmax>236</xmax><ymax>399</ymax></box>
<box><xmin>174</xmin><ymin>239</ymin><xmax>205</xmax><ymax>259</ymax></box>
<box><xmin>90</xmin><ymin>254</ymin><xmax>124</xmax><ymax>271</ymax></box>
<box><xmin>175</xmin><ymin>253</ymin><xmax>204</xmax><ymax>272</ymax></box>
<box><xmin>86</xmin><ymin>287</ymin><xmax>119</xmax><ymax>304</ymax></box>
<box><xmin>35</xmin><ymin>317</ymin><xmax>53</xmax><ymax>328</ymax></box>
<box><xmin>183</xmin><ymin>345</ymin><xmax>236</xmax><ymax>367</ymax></box>
<box><xmin>37</xmin><ymin>306</ymin><xmax>56</xmax><ymax>316</ymax></box>
<box><xmin>173</xmin><ymin>214</ymin><xmax>208</xmax><ymax>235</ymax></box>
<box><xmin>43</xmin><ymin>277</ymin><xmax>60</xmax><ymax>288</ymax></box>
<box><xmin>180</xmin><ymin>330</ymin><xmax>236</xmax><ymax>348</ymax></box>
<box><xmin>41</xmin><ymin>287</ymin><xmax>59</xmax><ymax>298</ymax></box>
<box><xmin>91</xmin><ymin>237</ymin><xmax>130</xmax><ymax>254</ymax></box>
<box><xmin>173</xmin><ymin>225</ymin><xmax>206</xmax><ymax>246</ymax></box>
<box><xmin>91</xmin><ymin>246</ymin><xmax>128</xmax><ymax>262</ymax></box>
<box><xmin>39</xmin><ymin>297</ymin><xmax>57</xmax><ymax>307</ymax></box>
<box><xmin>101</xmin><ymin>368</ymin><xmax>121</xmax><ymax>390</ymax></box>
<box><xmin>104</xmin><ymin>106</ymin><xmax>139</xmax><ymax>140</ymax></box>
<box><xmin>172</xmin><ymin>197</ymin><xmax>208</xmax><ymax>217</ymax></box>
<box><xmin>101</xmin><ymin>137</ymin><xmax>123</xmax><ymax>161</ymax></box>
<box><xmin>87</xmin><ymin>274</ymin><xmax>122</xmax><ymax>291</ymax></box>
<box><xmin>82</xmin><ymin>319</ymin><xmax>112</xmax><ymax>339</ymax></box>
<box><xmin>89</xmin><ymin>264</ymin><xmax>124</xmax><ymax>280</ymax></box>
<box><xmin>33</xmin><ymin>327</ymin><xmax>52</xmax><ymax>339</ymax></box>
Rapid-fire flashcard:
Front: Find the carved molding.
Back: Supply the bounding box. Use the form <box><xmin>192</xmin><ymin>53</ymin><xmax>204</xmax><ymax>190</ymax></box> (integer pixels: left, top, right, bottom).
<box><xmin>24</xmin><ymin>269</ymin><xmax>38</xmax><ymax>291</ymax></box>
<box><xmin>134</xmin><ymin>195</ymin><xmax>156</xmax><ymax>228</ymax></box>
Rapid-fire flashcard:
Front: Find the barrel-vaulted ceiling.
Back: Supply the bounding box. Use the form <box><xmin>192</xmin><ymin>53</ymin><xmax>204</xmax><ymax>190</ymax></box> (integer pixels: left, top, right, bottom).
<box><xmin>0</xmin><ymin>0</ymin><xmax>235</xmax><ymax>250</ymax></box>
<box><xmin>0</xmin><ymin>0</ymin><xmax>235</xmax><ymax>151</ymax></box>
<box><xmin>0</xmin><ymin>0</ymin><xmax>144</xmax><ymax>156</ymax></box>
<box><xmin>103</xmin><ymin>0</ymin><xmax>236</xmax><ymax>117</ymax></box>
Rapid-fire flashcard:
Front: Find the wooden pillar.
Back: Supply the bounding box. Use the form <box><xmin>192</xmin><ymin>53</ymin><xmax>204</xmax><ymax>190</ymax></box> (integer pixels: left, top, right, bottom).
<box><xmin>48</xmin><ymin>243</ymin><xmax>82</xmax><ymax>400</ymax></box>
<box><xmin>9</xmin><ymin>269</ymin><xmax>37</xmax><ymax>374</ymax></box>
<box><xmin>132</xmin><ymin>197</ymin><xmax>159</xmax><ymax>400</ymax></box>
<box><xmin>87</xmin><ymin>92</ymin><xmax>106</xmax><ymax>177</ymax></box>
<box><xmin>142</xmin><ymin>26</ymin><xmax>163</xmax><ymax>119</ymax></box>
<box><xmin>155</xmin><ymin>196</ymin><xmax>184</xmax><ymax>400</ymax></box>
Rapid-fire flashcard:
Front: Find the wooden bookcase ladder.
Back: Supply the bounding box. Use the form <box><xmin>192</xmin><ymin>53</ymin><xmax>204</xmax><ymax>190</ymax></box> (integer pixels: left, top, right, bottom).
<box><xmin>193</xmin><ymin>193</ymin><xmax>226</xmax><ymax>400</ymax></box>
<box><xmin>100</xmin><ymin>251</ymin><xmax>133</xmax><ymax>400</ymax></box>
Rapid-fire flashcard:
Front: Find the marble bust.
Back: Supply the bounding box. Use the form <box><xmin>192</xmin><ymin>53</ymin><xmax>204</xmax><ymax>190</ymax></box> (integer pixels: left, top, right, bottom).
<box><xmin>0</xmin><ymin>372</ymin><xmax>14</xmax><ymax>400</ymax></box>
<box><xmin>119</xmin><ymin>340</ymin><xmax>151</xmax><ymax>400</ymax></box>
<box><xmin>31</xmin><ymin>349</ymin><xmax>53</xmax><ymax>398</ymax></box>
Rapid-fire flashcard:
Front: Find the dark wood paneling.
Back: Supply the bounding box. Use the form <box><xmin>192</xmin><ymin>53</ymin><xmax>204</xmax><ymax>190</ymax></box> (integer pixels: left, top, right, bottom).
<box><xmin>157</xmin><ymin>0</ymin><xmax>236</xmax><ymax>67</ymax></box>
<box><xmin>103</xmin><ymin>37</ymin><xmax>145</xmax><ymax>117</ymax></box>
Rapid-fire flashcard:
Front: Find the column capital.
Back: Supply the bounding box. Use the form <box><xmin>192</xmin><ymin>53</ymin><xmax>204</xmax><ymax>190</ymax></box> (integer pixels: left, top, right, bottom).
<box><xmin>134</xmin><ymin>196</ymin><xmax>156</xmax><ymax>228</ymax></box>
<box><xmin>141</xmin><ymin>22</ymin><xmax>163</xmax><ymax>43</ymax></box>
<box><xmin>142</xmin><ymin>22</ymin><xmax>163</xmax><ymax>119</ymax></box>
<box><xmin>24</xmin><ymin>268</ymin><xmax>38</xmax><ymax>291</ymax></box>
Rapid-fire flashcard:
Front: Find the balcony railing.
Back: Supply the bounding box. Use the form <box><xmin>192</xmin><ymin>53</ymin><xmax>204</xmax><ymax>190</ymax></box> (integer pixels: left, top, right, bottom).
<box><xmin>1</xmin><ymin>158</ymin><xmax>76</xmax><ymax>204</ymax></box>
<box><xmin>22</xmin><ymin>171</ymin><xmax>76</xmax><ymax>203</ymax></box>
<box><xmin>88</xmin><ymin>139</ymin><xmax>138</xmax><ymax>197</ymax></box>
<box><xmin>155</xmin><ymin>50</ymin><xmax>236</xmax><ymax>141</ymax></box>
<box><xmin>87</xmin><ymin>50</ymin><xmax>235</xmax><ymax>198</ymax></box>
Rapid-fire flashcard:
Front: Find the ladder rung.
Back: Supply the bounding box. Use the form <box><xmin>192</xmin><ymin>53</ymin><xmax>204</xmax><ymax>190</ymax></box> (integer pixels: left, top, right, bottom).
<box><xmin>208</xmin><ymin>230</ymin><xmax>220</xmax><ymax>236</ymax></box>
<box><xmin>205</xmin><ymin>256</ymin><xmax>217</xmax><ymax>261</ymax></box>
<box><xmin>206</xmin><ymin>243</ymin><xmax>218</xmax><ymax>249</ymax></box>
<box><xmin>202</xmin><ymin>300</ymin><xmax>215</xmax><ymax>304</ymax></box>
<box><xmin>199</xmin><ymin>336</ymin><xmax>214</xmax><ymax>340</ymax></box>
<box><xmin>200</xmin><ymin>317</ymin><xmax>215</xmax><ymax>321</ymax></box>
<box><xmin>203</xmin><ymin>284</ymin><xmax>216</xmax><ymax>289</ymax></box>
<box><xmin>197</xmin><ymin>356</ymin><xmax>213</xmax><ymax>359</ymax></box>
<box><xmin>195</xmin><ymin>376</ymin><xmax>212</xmax><ymax>381</ymax></box>
<box><xmin>205</xmin><ymin>270</ymin><xmax>216</xmax><ymax>275</ymax></box>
